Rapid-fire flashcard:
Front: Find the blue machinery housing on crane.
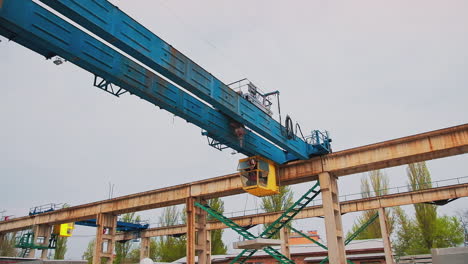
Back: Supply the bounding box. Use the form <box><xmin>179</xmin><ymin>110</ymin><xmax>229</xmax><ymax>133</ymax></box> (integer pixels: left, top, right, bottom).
<box><xmin>28</xmin><ymin>204</ymin><xmax>150</xmax><ymax>233</ymax></box>
<box><xmin>0</xmin><ymin>0</ymin><xmax>331</xmax><ymax>166</ymax></box>
<box><xmin>1</xmin><ymin>2</ymin><xmax>332</xmax><ymax>261</ymax></box>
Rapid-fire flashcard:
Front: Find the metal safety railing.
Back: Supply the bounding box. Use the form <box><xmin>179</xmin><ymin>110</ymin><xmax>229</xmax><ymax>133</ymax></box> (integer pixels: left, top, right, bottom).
<box><xmin>223</xmin><ymin>176</ymin><xmax>468</xmax><ymax>218</ymax></box>
<box><xmin>3</xmin><ymin>176</ymin><xmax>466</xmax><ymax>227</ymax></box>
<box><xmin>29</xmin><ymin>203</ymin><xmax>64</xmax><ymax>216</ymax></box>
<box><xmin>338</xmin><ymin>175</ymin><xmax>468</xmax><ymax>202</ymax></box>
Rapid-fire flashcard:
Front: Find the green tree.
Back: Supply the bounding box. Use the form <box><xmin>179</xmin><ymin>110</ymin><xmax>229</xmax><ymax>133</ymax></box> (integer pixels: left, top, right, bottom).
<box><xmin>128</xmin><ymin>238</ymin><xmax>157</xmax><ymax>263</ymax></box>
<box><xmin>432</xmin><ymin>216</ymin><xmax>464</xmax><ymax>248</ymax></box>
<box><xmin>153</xmin><ymin>206</ymin><xmax>186</xmax><ymax>262</ymax></box>
<box><xmin>393</xmin><ymin>209</ymin><xmax>464</xmax><ymax>256</ymax></box>
<box><xmin>0</xmin><ymin>232</ymin><xmax>18</xmax><ymax>257</ymax></box>
<box><xmin>82</xmin><ymin>239</ymin><xmax>108</xmax><ymax>264</ymax></box>
<box><xmin>261</xmin><ymin>186</ymin><xmax>294</xmax><ymax>239</ymax></box>
<box><xmin>54</xmin><ymin>203</ymin><xmax>70</xmax><ymax>259</ymax></box>
<box><xmin>114</xmin><ymin>213</ymin><xmax>141</xmax><ymax>264</ymax></box>
<box><xmin>54</xmin><ymin>236</ymin><xmax>67</xmax><ymax>259</ymax></box>
<box><xmin>207</xmin><ymin>198</ymin><xmax>227</xmax><ymax>254</ymax></box>
<box><xmin>458</xmin><ymin>209</ymin><xmax>468</xmax><ymax>246</ymax></box>
<box><xmin>82</xmin><ymin>238</ymin><xmax>95</xmax><ymax>264</ymax></box>
<box><xmin>408</xmin><ymin>162</ymin><xmax>437</xmax><ymax>250</ymax></box>
<box><xmin>393</xmin><ymin>207</ymin><xmax>425</xmax><ymax>257</ymax></box>
<box><xmin>393</xmin><ymin>162</ymin><xmax>464</xmax><ymax>256</ymax></box>
<box><xmin>128</xmin><ymin>246</ymin><xmax>140</xmax><ymax>263</ymax></box>
<box><xmin>348</xmin><ymin>170</ymin><xmax>393</xmax><ymax>239</ymax></box>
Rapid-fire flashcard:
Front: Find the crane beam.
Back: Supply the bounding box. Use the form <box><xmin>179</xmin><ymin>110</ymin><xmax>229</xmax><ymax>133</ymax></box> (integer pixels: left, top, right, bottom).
<box><xmin>0</xmin><ymin>0</ymin><xmax>288</xmax><ymax>163</ymax></box>
<box><xmin>0</xmin><ymin>123</ymin><xmax>466</xmax><ymax>234</ymax></box>
<box><xmin>115</xmin><ymin>182</ymin><xmax>468</xmax><ymax>239</ymax></box>
<box><xmin>38</xmin><ymin>0</ymin><xmax>323</xmax><ymax>160</ymax></box>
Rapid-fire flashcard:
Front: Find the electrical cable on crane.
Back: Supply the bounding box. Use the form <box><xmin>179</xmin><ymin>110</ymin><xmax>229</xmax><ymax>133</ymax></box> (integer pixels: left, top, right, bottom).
<box><xmin>284</xmin><ymin>115</ymin><xmax>295</xmax><ymax>140</ymax></box>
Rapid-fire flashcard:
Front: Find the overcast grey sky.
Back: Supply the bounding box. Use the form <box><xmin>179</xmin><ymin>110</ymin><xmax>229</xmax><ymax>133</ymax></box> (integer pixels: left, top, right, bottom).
<box><xmin>1</xmin><ymin>0</ymin><xmax>467</xmax><ymax>260</ymax></box>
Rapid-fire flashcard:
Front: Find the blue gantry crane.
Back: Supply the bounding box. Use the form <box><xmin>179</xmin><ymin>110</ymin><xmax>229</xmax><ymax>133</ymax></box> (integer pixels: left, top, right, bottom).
<box><xmin>16</xmin><ymin>203</ymin><xmax>149</xmax><ymax>257</ymax></box>
<box><xmin>29</xmin><ymin>204</ymin><xmax>150</xmax><ymax>233</ymax></box>
<box><xmin>0</xmin><ymin>1</ymin><xmax>334</xmax><ymax>262</ymax></box>
<box><xmin>0</xmin><ymin>0</ymin><xmax>331</xmax><ymax>165</ymax></box>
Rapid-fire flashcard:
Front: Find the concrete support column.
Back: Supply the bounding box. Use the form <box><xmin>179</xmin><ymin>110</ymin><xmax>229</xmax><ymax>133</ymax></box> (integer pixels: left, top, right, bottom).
<box><xmin>35</xmin><ymin>224</ymin><xmax>52</xmax><ymax>259</ymax></box>
<box><xmin>186</xmin><ymin>197</ymin><xmax>211</xmax><ymax>264</ymax></box>
<box><xmin>205</xmin><ymin>230</ymin><xmax>212</xmax><ymax>263</ymax></box>
<box><xmin>0</xmin><ymin>233</ymin><xmax>6</xmax><ymax>255</ymax></box>
<box><xmin>140</xmin><ymin>237</ymin><xmax>150</xmax><ymax>260</ymax></box>
<box><xmin>196</xmin><ymin>202</ymin><xmax>210</xmax><ymax>264</ymax></box>
<box><xmin>26</xmin><ymin>225</ymin><xmax>40</xmax><ymax>258</ymax></box>
<box><xmin>186</xmin><ymin>197</ymin><xmax>196</xmax><ymax>264</ymax></box>
<box><xmin>378</xmin><ymin>208</ymin><xmax>395</xmax><ymax>264</ymax></box>
<box><xmin>319</xmin><ymin>172</ymin><xmax>346</xmax><ymax>264</ymax></box>
<box><xmin>0</xmin><ymin>233</ymin><xmax>5</xmax><ymax>250</ymax></box>
<box><xmin>280</xmin><ymin>228</ymin><xmax>290</xmax><ymax>259</ymax></box>
<box><xmin>93</xmin><ymin>213</ymin><xmax>117</xmax><ymax>264</ymax></box>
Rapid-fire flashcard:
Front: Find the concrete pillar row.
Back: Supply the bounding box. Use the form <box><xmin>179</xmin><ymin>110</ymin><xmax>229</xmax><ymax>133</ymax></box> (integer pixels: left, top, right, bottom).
<box><xmin>319</xmin><ymin>172</ymin><xmax>347</xmax><ymax>264</ymax></box>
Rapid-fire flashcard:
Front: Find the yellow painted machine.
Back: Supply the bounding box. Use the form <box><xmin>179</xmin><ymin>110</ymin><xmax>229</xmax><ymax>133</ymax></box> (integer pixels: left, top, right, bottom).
<box><xmin>238</xmin><ymin>156</ymin><xmax>279</xmax><ymax>197</ymax></box>
<box><xmin>53</xmin><ymin>223</ymin><xmax>75</xmax><ymax>237</ymax></box>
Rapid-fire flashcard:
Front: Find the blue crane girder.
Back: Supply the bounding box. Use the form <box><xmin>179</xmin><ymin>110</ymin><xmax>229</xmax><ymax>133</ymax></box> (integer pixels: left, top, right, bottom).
<box><xmin>0</xmin><ymin>0</ymin><xmax>289</xmax><ymax>164</ymax></box>
<box><xmin>38</xmin><ymin>0</ymin><xmax>324</xmax><ymax>160</ymax></box>
<box><xmin>75</xmin><ymin>219</ymin><xmax>149</xmax><ymax>232</ymax></box>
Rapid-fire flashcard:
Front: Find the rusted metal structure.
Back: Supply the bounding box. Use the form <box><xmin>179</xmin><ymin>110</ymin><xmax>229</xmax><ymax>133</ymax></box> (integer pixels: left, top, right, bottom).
<box><xmin>0</xmin><ymin>124</ymin><xmax>467</xmax><ymax>263</ymax></box>
<box><xmin>117</xmin><ymin>181</ymin><xmax>468</xmax><ymax>239</ymax></box>
<box><xmin>1</xmin><ymin>0</ymin><xmax>467</xmax><ymax>261</ymax></box>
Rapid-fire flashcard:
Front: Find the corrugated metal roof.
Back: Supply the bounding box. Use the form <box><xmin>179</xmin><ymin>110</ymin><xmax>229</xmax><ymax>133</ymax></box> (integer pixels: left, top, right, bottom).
<box><xmin>227</xmin><ymin>238</ymin><xmax>384</xmax><ymax>256</ymax></box>
<box><xmin>304</xmin><ymin>252</ymin><xmax>385</xmax><ymax>261</ymax></box>
<box><xmin>172</xmin><ymin>238</ymin><xmax>385</xmax><ymax>263</ymax></box>
<box><xmin>0</xmin><ymin>258</ymin><xmax>86</xmax><ymax>264</ymax></box>
<box><xmin>171</xmin><ymin>255</ymin><xmax>232</xmax><ymax>263</ymax></box>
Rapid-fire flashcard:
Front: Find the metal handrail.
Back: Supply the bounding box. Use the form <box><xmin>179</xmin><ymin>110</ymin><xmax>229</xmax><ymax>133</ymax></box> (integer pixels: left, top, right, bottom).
<box><xmin>223</xmin><ymin>176</ymin><xmax>468</xmax><ymax>218</ymax></box>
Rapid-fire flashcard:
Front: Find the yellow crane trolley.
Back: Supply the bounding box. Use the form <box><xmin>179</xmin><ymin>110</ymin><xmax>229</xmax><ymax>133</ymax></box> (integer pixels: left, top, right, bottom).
<box><xmin>53</xmin><ymin>223</ymin><xmax>75</xmax><ymax>237</ymax></box>
<box><xmin>238</xmin><ymin>156</ymin><xmax>279</xmax><ymax>197</ymax></box>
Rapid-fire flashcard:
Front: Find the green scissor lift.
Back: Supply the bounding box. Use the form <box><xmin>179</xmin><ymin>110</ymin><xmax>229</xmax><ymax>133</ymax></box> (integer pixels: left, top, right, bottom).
<box><xmin>15</xmin><ymin>231</ymin><xmax>57</xmax><ymax>257</ymax></box>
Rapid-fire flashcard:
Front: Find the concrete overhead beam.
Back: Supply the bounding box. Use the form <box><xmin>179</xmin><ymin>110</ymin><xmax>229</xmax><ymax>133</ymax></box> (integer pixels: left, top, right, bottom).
<box><xmin>116</xmin><ymin>183</ymin><xmax>468</xmax><ymax>240</ymax></box>
<box><xmin>1</xmin><ymin>124</ymin><xmax>467</xmax><ymax>234</ymax></box>
<box><xmin>280</xmin><ymin>123</ymin><xmax>468</xmax><ymax>185</ymax></box>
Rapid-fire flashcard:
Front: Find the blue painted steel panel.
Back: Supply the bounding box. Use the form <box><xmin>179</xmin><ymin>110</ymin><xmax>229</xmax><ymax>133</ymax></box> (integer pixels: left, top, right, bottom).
<box><xmin>0</xmin><ymin>0</ymin><xmax>288</xmax><ymax>164</ymax></box>
<box><xmin>38</xmin><ymin>0</ymin><xmax>324</xmax><ymax>159</ymax></box>
<box><xmin>75</xmin><ymin>219</ymin><xmax>149</xmax><ymax>232</ymax></box>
